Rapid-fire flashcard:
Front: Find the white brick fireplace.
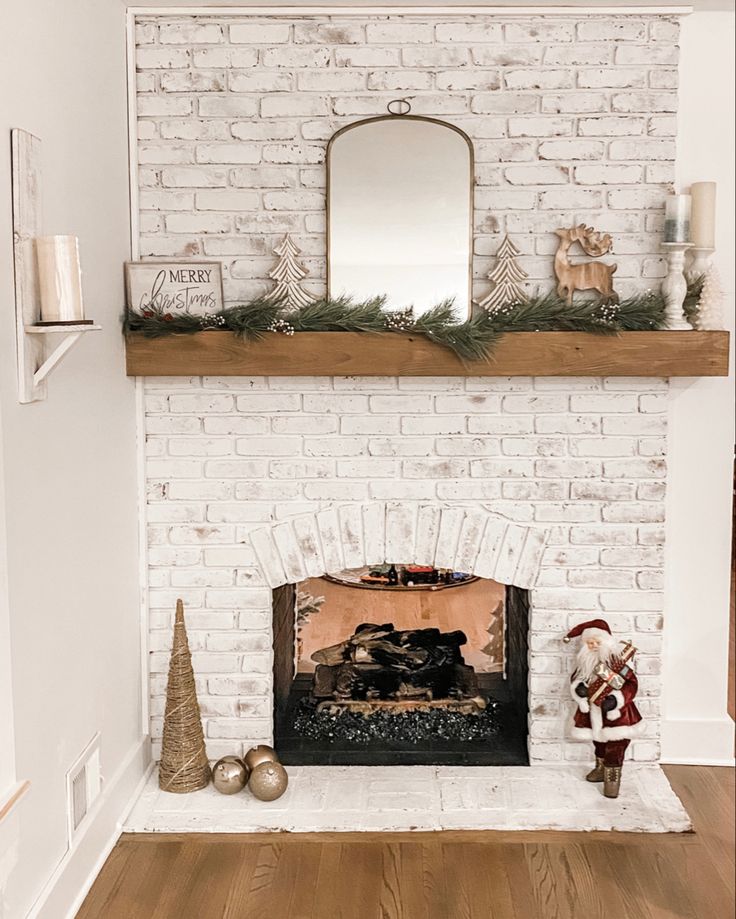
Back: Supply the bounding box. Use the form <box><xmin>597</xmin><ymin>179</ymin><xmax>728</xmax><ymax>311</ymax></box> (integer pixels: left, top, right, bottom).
<box><xmin>135</xmin><ymin>8</ymin><xmax>680</xmax><ymax>769</ymax></box>
<box><xmin>144</xmin><ymin>375</ymin><xmax>668</xmax><ymax>766</ymax></box>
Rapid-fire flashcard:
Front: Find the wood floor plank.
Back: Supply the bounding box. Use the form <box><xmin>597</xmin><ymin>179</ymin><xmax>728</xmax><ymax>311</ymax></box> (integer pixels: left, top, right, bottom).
<box><xmin>74</xmin><ymin>840</ymin><xmax>134</xmax><ymax>918</ymax></box>
<box><xmin>582</xmin><ymin>842</ymin><xmax>649</xmax><ymax>919</ymax></box>
<box><xmin>240</xmin><ymin>841</ymin><xmax>283</xmax><ymax>919</ymax></box>
<box><xmin>337</xmin><ymin>842</ymin><xmax>386</xmax><ymax>919</ymax></box>
<box><xmin>149</xmin><ymin>839</ymin><xmax>223</xmax><ymax>919</ymax></box>
<box><xmin>495</xmin><ymin>845</ymin><xmax>538</xmax><ymax>919</ymax></box>
<box><xmin>220</xmin><ymin>843</ymin><xmax>261</xmax><ymax>919</ymax></box>
<box><xmin>545</xmin><ymin>843</ymin><xmax>605</xmax><ymax>919</ymax></box>
<box><xmin>525</xmin><ymin>844</ymin><xmax>570</xmax><ymax>919</ymax></box>
<box><xmin>419</xmin><ymin>838</ymin><xmax>452</xmax><ymax>919</ymax></box>
<box><xmin>310</xmin><ymin>841</ymin><xmax>346</xmax><ymax>918</ymax></box>
<box><xmin>393</xmin><ymin>842</ymin><xmax>430</xmax><ymax>919</ymax></box>
<box><xmin>440</xmin><ymin>843</ymin><xmax>481</xmax><ymax>919</ymax></box>
<box><xmin>666</xmin><ymin>764</ymin><xmax>735</xmax><ymax>893</ymax></box>
<box><xmin>283</xmin><ymin>843</ymin><xmax>323</xmax><ymax>919</ymax></box>
<box><xmin>474</xmin><ymin>843</ymin><xmax>517</xmax><ymax>919</ymax></box>
<box><xmin>77</xmin><ymin>766</ymin><xmax>735</xmax><ymax>919</ymax></box>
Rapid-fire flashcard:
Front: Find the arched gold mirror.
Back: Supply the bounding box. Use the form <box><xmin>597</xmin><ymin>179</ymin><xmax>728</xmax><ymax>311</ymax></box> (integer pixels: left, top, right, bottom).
<box><xmin>327</xmin><ymin>114</ymin><xmax>474</xmax><ymax>319</ymax></box>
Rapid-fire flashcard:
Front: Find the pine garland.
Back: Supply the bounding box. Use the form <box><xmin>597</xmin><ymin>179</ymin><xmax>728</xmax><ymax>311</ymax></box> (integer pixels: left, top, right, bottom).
<box><xmin>124</xmin><ymin>283</ymin><xmax>699</xmax><ymax>362</ymax></box>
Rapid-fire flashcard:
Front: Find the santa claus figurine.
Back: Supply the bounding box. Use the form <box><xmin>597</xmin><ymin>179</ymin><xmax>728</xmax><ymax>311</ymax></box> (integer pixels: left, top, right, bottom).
<box><xmin>564</xmin><ymin>618</ymin><xmax>645</xmax><ymax>798</ymax></box>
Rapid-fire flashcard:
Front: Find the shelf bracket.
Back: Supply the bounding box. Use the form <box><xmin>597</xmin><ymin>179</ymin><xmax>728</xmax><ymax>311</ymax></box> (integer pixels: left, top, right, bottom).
<box><xmin>33</xmin><ymin>331</ymin><xmax>83</xmax><ymax>387</ymax></box>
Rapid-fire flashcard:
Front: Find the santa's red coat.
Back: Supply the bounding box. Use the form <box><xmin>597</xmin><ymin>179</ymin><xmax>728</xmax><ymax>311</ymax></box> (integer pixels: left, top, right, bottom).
<box><xmin>570</xmin><ymin>665</ymin><xmax>645</xmax><ymax>742</ymax></box>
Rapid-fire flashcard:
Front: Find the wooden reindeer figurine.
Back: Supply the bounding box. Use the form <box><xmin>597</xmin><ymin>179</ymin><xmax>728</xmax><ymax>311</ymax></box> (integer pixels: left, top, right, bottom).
<box><xmin>554</xmin><ymin>224</ymin><xmax>619</xmax><ymax>306</ymax></box>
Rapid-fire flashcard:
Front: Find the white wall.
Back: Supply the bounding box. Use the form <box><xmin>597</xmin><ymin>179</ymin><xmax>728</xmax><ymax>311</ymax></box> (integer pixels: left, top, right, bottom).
<box><xmin>0</xmin><ymin>403</ymin><xmax>16</xmax><ymax>798</ymax></box>
<box><xmin>0</xmin><ymin>2</ymin><xmax>147</xmax><ymax>917</ymax></box>
<box><xmin>0</xmin><ymin>3</ymin><xmax>731</xmax><ymax>915</ymax></box>
<box><xmin>662</xmin><ymin>10</ymin><xmax>735</xmax><ymax>764</ymax></box>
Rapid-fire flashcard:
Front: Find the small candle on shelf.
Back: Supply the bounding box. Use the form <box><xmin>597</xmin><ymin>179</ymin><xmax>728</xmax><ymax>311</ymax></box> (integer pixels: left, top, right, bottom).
<box><xmin>663</xmin><ymin>195</ymin><xmax>691</xmax><ymax>244</ymax></box>
<box><xmin>35</xmin><ymin>235</ymin><xmax>85</xmax><ymax>323</ymax></box>
<box><xmin>690</xmin><ymin>181</ymin><xmax>716</xmax><ymax>248</ymax></box>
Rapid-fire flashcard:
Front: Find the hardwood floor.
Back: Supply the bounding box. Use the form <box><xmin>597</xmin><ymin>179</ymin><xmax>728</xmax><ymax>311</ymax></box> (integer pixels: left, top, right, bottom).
<box><xmin>77</xmin><ymin>765</ymin><xmax>734</xmax><ymax>919</ymax></box>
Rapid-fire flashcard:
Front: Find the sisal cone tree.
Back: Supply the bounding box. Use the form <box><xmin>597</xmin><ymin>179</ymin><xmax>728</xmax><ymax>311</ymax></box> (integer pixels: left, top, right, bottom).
<box><xmin>159</xmin><ymin>599</ymin><xmax>211</xmax><ymax>793</ymax></box>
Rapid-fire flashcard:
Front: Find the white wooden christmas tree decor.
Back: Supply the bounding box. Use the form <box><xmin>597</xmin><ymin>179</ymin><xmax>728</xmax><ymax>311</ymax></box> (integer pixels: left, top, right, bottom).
<box><xmin>693</xmin><ymin>266</ymin><xmax>725</xmax><ymax>330</ymax></box>
<box><xmin>266</xmin><ymin>234</ymin><xmax>316</xmax><ymax>310</ymax></box>
<box><xmin>478</xmin><ymin>235</ymin><xmax>528</xmax><ymax>313</ymax></box>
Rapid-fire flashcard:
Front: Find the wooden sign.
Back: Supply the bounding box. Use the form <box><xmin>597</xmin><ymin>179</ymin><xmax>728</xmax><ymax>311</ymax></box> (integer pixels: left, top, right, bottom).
<box><xmin>125</xmin><ymin>261</ymin><xmax>224</xmax><ymax>316</ymax></box>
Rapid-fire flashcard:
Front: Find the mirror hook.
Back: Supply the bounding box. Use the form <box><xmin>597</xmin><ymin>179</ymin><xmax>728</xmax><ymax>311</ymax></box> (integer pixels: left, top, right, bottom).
<box><xmin>387</xmin><ymin>99</ymin><xmax>412</xmax><ymax>116</ymax></box>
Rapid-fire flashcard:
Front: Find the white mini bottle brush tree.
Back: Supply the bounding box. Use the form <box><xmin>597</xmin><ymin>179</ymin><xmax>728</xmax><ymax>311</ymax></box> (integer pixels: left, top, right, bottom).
<box><xmin>693</xmin><ymin>267</ymin><xmax>725</xmax><ymax>330</ymax></box>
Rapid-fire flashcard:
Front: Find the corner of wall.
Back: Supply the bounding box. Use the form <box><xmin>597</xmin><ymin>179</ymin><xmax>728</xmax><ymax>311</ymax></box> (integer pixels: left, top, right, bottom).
<box><xmin>29</xmin><ymin>736</ymin><xmax>151</xmax><ymax>919</ymax></box>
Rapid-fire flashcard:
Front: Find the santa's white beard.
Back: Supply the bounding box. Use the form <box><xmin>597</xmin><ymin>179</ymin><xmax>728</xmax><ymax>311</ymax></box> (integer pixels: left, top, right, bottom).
<box><xmin>574</xmin><ymin>635</ymin><xmax>617</xmax><ymax>683</ymax></box>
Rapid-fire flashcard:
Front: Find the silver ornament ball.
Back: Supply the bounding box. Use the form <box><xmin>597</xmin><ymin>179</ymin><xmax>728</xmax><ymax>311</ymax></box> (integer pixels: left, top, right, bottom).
<box><xmin>248</xmin><ymin>761</ymin><xmax>289</xmax><ymax>801</ymax></box>
<box><xmin>243</xmin><ymin>744</ymin><xmax>278</xmax><ymax>772</ymax></box>
<box><xmin>212</xmin><ymin>755</ymin><xmax>249</xmax><ymax>795</ymax></box>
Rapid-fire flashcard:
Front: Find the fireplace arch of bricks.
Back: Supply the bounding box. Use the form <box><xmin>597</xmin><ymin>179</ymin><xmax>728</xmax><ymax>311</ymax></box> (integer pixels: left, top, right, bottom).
<box><xmin>248</xmin><ymin>502</ymin><xmax>548</xmax><ymax>591</ymax></box>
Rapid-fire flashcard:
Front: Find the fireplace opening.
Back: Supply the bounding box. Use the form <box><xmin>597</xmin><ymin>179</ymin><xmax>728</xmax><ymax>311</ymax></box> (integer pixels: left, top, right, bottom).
<box><xmin>272</xmin><ymin>566</ymin><xmax>530</xmax><ymax>766</ymax></box>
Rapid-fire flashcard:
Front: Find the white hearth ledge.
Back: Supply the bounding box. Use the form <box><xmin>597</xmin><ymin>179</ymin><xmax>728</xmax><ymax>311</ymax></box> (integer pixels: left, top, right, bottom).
<box><xmin>125</xmin><ymin>765</ymin><xmax>692</xmax><ymax>834</ymax></box>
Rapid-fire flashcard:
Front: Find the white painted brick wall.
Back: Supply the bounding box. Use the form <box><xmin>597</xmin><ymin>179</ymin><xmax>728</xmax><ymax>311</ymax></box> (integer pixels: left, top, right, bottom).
<box><xmin>134</xmin><ymin>12</ymin><xmax>679</xmax><ymax>298</ymax></box>
<box><xmin>144</xmin><ymin>375</ymin><xmax>668</xmax><ymax>765</ymax></box>
<box><xmin>135</xmin><ymin>12</ymin><xmax>678</xmax><ymax>765</ymax></box>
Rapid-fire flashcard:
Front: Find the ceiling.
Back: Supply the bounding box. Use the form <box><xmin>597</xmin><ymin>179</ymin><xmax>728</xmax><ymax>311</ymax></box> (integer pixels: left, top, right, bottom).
<box><xmin>127</xmin><ymin>0</ymin><xmax>734</xmax><ymax>12</ymax></box>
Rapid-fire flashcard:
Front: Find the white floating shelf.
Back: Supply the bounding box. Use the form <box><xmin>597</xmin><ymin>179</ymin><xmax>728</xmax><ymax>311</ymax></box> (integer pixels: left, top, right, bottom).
<box><xmin>11</xmin><ymin>129</ymin><xmax>101</xmax><ymax>403</ymax></box>
<box><xmin>25</xmin><ymin>323</ymin><xmax>101</xmax><ymax>334</ymax></box>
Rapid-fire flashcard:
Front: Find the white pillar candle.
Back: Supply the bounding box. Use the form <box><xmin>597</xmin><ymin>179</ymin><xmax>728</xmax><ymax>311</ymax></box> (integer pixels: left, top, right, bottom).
<box><xmin>690</xmin><ymin>181</ymin><xmax>716</xmax><ymax>248</ymax></box>
<box><xmin>663</xmin><ymin>195</ymin><xmax>691</xmax><ymax>244</ymax></box>
<box><xmin>35</xmin><ymin>235</ymin><xmax>85</xmax><ymax>323</ymax></box>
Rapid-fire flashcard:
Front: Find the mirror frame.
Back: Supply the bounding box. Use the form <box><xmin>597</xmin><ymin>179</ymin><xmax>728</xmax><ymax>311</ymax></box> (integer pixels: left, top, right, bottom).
<box><xmin>326</xmin><ymin>114</ymin><xmax>475</xmax><ymax>319</ymax></box>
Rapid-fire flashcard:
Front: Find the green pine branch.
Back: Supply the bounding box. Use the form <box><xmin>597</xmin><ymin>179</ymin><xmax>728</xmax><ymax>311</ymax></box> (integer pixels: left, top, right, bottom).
<box><xmin>124</xmin><ymin>281</ymin><xmax>700</xmax><ymax>362</ymax></box>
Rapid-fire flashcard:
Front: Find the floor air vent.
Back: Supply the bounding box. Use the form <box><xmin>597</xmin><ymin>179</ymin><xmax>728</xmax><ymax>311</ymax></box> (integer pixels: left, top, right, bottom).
<box><xmin>66</xmin><ymin>734</ymin><xmax>102</xmax><ymax>844</ymax></box>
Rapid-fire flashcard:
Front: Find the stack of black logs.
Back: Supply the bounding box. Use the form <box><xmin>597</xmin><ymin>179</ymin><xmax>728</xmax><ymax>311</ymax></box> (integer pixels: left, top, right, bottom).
<box><xmin>310</xmin><ymin>622</ymin><xmax>481</xmax><ymax>707</ymax></box>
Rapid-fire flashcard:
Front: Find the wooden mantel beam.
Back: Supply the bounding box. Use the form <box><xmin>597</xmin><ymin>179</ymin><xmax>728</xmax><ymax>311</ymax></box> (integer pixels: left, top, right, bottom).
<box><xmin>125</xmin><ymin>330</ymin><xmax>730</xmax><ymax>378</ymax></box>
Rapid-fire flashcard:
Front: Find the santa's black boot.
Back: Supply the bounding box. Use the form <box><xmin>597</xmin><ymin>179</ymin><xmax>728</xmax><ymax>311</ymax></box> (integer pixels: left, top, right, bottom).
<box><xmin>586</xmin><ymin>757</ymin><xmax>605</xmax><ymax>783</ymax></box>
<box><xmin>603</xmin><ymin>765</ymin><xmax>622</xmax><ymax>798</ymax></box>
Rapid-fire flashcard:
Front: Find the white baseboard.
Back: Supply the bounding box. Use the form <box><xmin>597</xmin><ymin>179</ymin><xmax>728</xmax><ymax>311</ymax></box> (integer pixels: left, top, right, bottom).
<box><xmin>660</xmin><ymin>717</ymin><xmax>735</xmax><ymax>766</ymax></box>
<box><xmin>27</xmin><ymin>735</ymin><xmax>152</xmax><ymax>919</ymax></box>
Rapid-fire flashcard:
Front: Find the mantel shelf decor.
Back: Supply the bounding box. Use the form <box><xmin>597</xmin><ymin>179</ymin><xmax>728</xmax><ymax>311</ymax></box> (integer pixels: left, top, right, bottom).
<box><xmin>126</xmin><ymin>330</ymin><xmax>729</xmax><ymax>379</ymax></box>
<box><xmin>124</xmin><ymin>280</ymin><xmax>702</xmax><ymax>358</ymax></box>
<box><xmin>124</xmin><ymin>275</ymin><xmax>729</xmax><ymax>377</ymax></box>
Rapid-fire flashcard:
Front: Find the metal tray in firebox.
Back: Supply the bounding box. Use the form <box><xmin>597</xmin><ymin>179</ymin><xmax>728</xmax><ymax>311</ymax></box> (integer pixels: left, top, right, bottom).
<box><xmin>322</xmin><ymin>568</ymin><xmax>479</xmax><ymax>591</ymax></box>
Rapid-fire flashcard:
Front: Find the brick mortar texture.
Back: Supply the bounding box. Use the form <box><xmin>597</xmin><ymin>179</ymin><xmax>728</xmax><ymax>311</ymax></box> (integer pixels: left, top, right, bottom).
<box><xmin>134</xmin><ymin>13</ymin><xmax>679</xmax><ymax>297</ymax></box>
<box><xmin>136</xmin><ymin>12</ymin><xmax>677</xmax><ymax>764</ymax></box>
<box><xmin>144</xmin><ymin>375</ymin><xmax>668</xmax><ymax>764</ymax></box>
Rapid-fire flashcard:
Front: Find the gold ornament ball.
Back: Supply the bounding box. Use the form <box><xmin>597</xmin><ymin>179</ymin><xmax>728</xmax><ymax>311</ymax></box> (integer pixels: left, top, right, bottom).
<box><xmin>212</xmin><ymin>756</ymin><xmax>249</xmax><ymax>795</ymax></box>
<box><xmin>248</xmin><ymin>761</ymin><xmax>288</xmax><ymax>801</ymax></box>
<box><xmin>244</xmin><ymin>744</ymin><xmax>278</xmax><ymax>772</ymax></box>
